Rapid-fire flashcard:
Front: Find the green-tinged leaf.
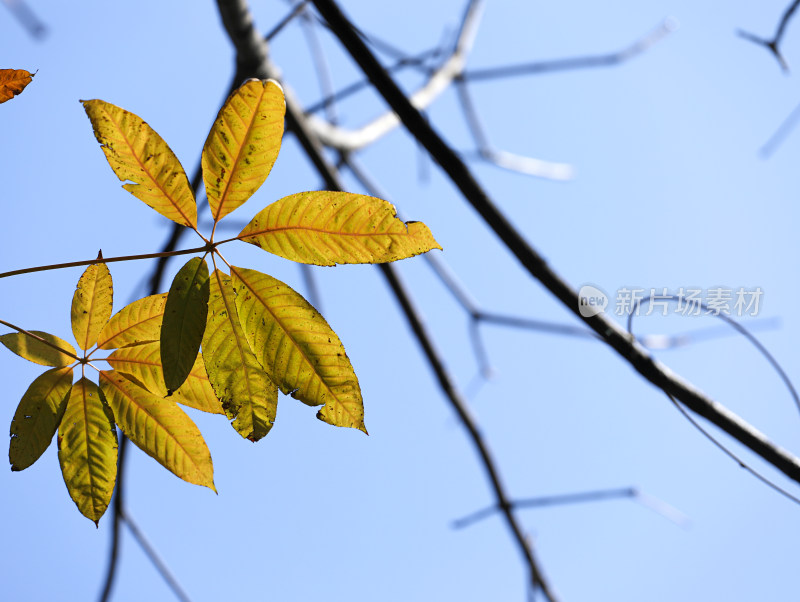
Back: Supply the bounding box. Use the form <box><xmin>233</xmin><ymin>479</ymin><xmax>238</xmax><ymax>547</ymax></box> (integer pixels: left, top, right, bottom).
<box><xmin>10</xmin><ymin>367</ymin><xmax>73</xmax><ymax>471</ymax></box>
<box><xmin>107</xmin><ymin>341</ymin><xmax>223</xmax><ymax>415</ymax></box>
<box><xmin>99</xmin><ymin>371</ymin><xmax>215</xmax><ymax>490</ymax></box>
<box><xmin>0</xmin><ymin>331</ymin><xmax>77</xmax><ymax>367</ymax></box>
<box><xmin>0</xmin><ymin>69</ymin><xmax>33</xmax><ymax>104</ymax></box>
<box><xmin>231</xmin><ymin>266</ymin><xmax>366</xmax><ymax>433</ymax></box>
<box><xmin>238</xmin><ymin>191</ymin><xmax>442</xmax><ymax>266</ymax></box>
<box><xmin>71</xmin><ymin>263</ymin><xmax>113</xmax><ymax>351</ymax></box>
<box><xmin>203</xmin><ymin>270</ymin><xmax>277</xmax><ymax>441</ymax></box>
<box><xmin>82</xmin><ymin>99</ymin><xmax>197</xmax><ymax>228</ymax></box>
<box><xmin>202</xmin><ymin>79</ymin><xmax>285</xmax><ymax>222</ymax></box>
<box><xmin>97</xmin><ymin>293</ymin><xmax>167</xmax><ymax>350</ymax></box>
<box><xmin>57</xmin><ymin>378</ymin><xmax>117</xmax><ymax>525</ymax></box>
<box><xmin>161</xmin><ymin>257</ymin><xmax>209</xmax><ymax>394</ymax></box>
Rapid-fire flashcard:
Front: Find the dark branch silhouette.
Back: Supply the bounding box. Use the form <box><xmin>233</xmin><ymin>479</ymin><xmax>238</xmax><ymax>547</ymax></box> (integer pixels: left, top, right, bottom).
<box><xmin>738</xmin><ymin>0</ymin><xmax>800</xmax><ymax>72</ymax></box>
<box><xmin>309</xmin><ymin>0</ymin><xmax>800</xmax><ymax>488</ymax></box>
<box><xmin>1</xmin><ymin>0</ymin><xmax>46</xmax><ymax>39</ymax></box>
<box><xmin>452</xmin><ymin>487</ymin><xmax>689</xmax><ymax>530</ymax></box>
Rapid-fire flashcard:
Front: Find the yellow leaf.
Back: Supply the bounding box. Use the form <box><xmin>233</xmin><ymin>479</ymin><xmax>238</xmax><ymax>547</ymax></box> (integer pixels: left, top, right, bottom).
<box><xmin>97</xmin><ymin>293</ymin><xmax>167</xmax><ymax>350</ymax></box>
<box><xmin>99</xmin><ymin>370</ymin><xmax>215</xmax><ymax>490</ymax></box>
<box><xmin>231</xmin><ymin>266</ymin><xmax>366</xmax><ymax>433</ymax></box>
<box><xmin>82</xmin><ymin>99</ymin><xmax>197</xmax><ymax>228</ymax></box>
<box><xmin>203</xmin><ymin>270</ymin><xmax>277</xmax><ymax>441</ymax></box>
<box><xmin>107</xmin><ymin>341</ymin><xmax>223</xmax><ymax>415</ymax></box>
<box><xmin>57</xmin><ymin>378</ymin><xmax>118</xmax><ymax>525</ymax></box>
<box><xmin>238</xmin><ymin>191</ymin><xmax>442</xmax><ymax>265</ymax></box>
<box><xmin>0</xmin><ymin>330</ymin><xmax>77</xmax><ymax>367</ymax></box>
<box><xmin>202</xmin><ymin>79</ymin><xmax>285</xmax><ymax>222</ymax></box>
<box><xmin>71</xmin><ymin>263</ymin><xmax>113</xmax><ymax>351</ymax></box>
<box><xmin>0</xmin><ymin>69</ymin><xmax>33</xmax><ymax>104</ymax></box>
<box><xmin>10</xmin><ymin>367</ymin><xmax>73</xmax><ymax>471</ymax></box>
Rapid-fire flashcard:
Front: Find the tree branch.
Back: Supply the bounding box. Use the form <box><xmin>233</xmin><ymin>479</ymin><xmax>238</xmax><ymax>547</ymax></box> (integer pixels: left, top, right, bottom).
<box><xmin>303</xmin><ymin>0</ymin><xmax>484</xmax><ymax>151</ymax></box>
<box><xmin>308</xmin><ymin>0</ymin><xmax>800</xmax><ymax>486</ymax></box>
<box><xmin>738</xmin><ymin>0</ymin><xmax>800</xmax><ymax>72</ymax></box>
<box><xmin>463</xmin><ymin>18</ymin><xmax>677</xmax><ymax>81</ymax></box>
<box><xmin>0</xmin><ymin>246</ymin><xmax>209</xmax><ymax>281</ymax></box>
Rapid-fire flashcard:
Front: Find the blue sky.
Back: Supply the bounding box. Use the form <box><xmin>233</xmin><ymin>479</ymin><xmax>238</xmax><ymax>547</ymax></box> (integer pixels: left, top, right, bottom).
<box><xmin>3</xmin><ymin>1</ymin><xmax>800</xmax><ymax>600</ymax></box>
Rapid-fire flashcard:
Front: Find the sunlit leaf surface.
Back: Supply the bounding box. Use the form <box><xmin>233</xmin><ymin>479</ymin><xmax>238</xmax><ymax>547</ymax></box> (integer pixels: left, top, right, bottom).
<box><xmin>57</xmin><ymin>378</ymin><xmax>117</xmax><ymax>525</ymax></box>
<box><xmin>239</xmin><ymin>191</ymin><xmax>442</xmax><ymax>265</ymax></box>
<box><xmin>70</xmin><ymin>263</ymin><xmax>113</xmax><ymax>351</ymax></box>
<box><xmin>82</xmin><ymin>99</ymin><xmax>197</xmax><ymax>228</ymax></box>
<box><xmin>0</xmin><ymin>331</ymin><xmax>76</xmax><ymax>367</ymax></box>
<box><xmin>231</xmin><ymin>266</ymin><xmax>366</xmax><ymax>433</ymax></box>
<box><xmin>98</xmin><ymin>293</ymin><xmax>167</xmax><ymax>350</ymax></box>
<box><xmin>107</xmin><ymin>341</ymin><xmax>223</xmax><ymax>415</ymax></box>
<box><xmin>203</xmin><ymin>270</ymin><xmax>277</xmax><ymax>441</ymax></box>
<box><xmin>202</xmin><ymin>79</ymin><xmax>285</xmax><ymax>222</ymax></box>
<box><xmin>99</xmin><ymin>371</ymin><xmax>215</xmax><ymax>490</ymax></box>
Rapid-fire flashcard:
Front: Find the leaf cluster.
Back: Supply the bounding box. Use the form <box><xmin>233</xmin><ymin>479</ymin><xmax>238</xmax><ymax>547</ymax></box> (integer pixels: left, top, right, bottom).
<box><xmin>2</xmin><ymin>79</ymin><xmax>441</xmax><ymax>523</ymax></box>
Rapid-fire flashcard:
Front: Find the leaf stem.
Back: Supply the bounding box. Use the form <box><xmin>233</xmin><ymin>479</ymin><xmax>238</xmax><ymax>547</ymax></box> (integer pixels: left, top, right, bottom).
<box><xmin>211</xmin><ymin>248</ymin><xmax>232</xmax><ymax>271</ymax></box>
<box><xmin>0</xmin><ymin>318</ymin><xmax>82</xmax><ymax>362</ymax></box>
<box><xmin>213</xmin><ymin>235</ymin><xmax>241</xmax><ymax>246</ymax></box>
<box><xmin>0</xmin><ymin>246</ymin><xmax>210</xmax><ymax>281</ymax></box>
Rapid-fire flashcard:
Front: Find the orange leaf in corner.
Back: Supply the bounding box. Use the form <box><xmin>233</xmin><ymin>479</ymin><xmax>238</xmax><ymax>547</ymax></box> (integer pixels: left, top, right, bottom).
<box><xmin>0</xmin><ymin>69</ymin><xmax>34</xmax><ymax>104</ymax></box>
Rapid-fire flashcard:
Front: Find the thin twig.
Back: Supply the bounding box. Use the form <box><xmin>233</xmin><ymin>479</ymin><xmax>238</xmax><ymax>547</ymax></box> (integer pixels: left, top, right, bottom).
<box><xmin>455</xmin><ymin>80</ymin><xmax>574</xmax><ymax>180</ymax></box>
<box><xmin>463</xmin><ymin>18</ymin><xmax>677</xmax><ymax>81</ymax></box>
<box><xmin>120</xmin><ymin>510</ymin><xmax>194</xmax><ymax>602</ymax></box>
<box><xmin>0</xmin><ymin>246</ymin><xmax>208</xmax><ymax>281</ymax></box>
<box><xmin>265</xmin><ymin>0</ymin><xmax>308</xmax><ymax>42</ymax></box>
<box><xmin>98</xmin><ymin>430</ymin><xmax>127</xmax><ymax>602</ymax></box>
<box><xmin>452</xmin><ymin>487</ymin><xmax>689</xmax><ymax>529</ymax></box>
<box><xmin>627</xmin><ymin>295</ymin><xmax>800</xmax><ymax>506</ymax></box>
<box><xmin>1</xmin><ymin>0</ymin><xmax>46</xmax><ymax>39</ymax></box>
<box><xmin>303</xmin><ymin>0</ymin><xmax>484</xmax><ymax>151</ymax></box>
<box><xmin>760</xmin><ymin>99</ymin><xmax>800</xmax><ymax>157</ymax></box>
<box><xmin>309</xmin><ymin>0</ymin><xmax>800</xmax><ymax>487</ymax></box>
<box><xmin>738</xmin><ymin>0</ymin><xmax>800</xmax><ymax>72</ymax></box>
<box><xmin>303</xmin><ymin>47</ymin><xmax>442</xmax><ymax>116</ymax></box>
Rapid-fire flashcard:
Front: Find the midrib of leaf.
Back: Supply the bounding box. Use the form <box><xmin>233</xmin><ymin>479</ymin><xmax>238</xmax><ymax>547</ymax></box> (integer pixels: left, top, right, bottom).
<box><xmin>211</xmin><ymin>92</ymin><xmax>263</xmax><ymax>222</ymax></box>
<box><xmin>79</xmin><ymin>381</ymin><xmax>102</xmax><ymax>518</ymax></box>
<box><xmin>99</xmin><ymin>372</ymin><xmax>209</xmax><ymax>480</ymax></box>
<box><xmin>80</xmin><ymin>270</ymin><xmax>103</xmax><ymax>351</ymax></box>
<box><xmin>100</xmin><ymin>105</ymin><xmax>194</xmax><ymax>229</ymax></box>
<box><xmin>230</xmin><ymin>266</ymin><xmax>360</xmax><ymax>425</ymax></box>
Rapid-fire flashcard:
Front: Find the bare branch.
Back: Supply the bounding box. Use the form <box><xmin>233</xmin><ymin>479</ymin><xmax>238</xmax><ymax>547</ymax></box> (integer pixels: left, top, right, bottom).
<box><xmin>303</xmin><ymin>0</ymin><xmax>484</xmax><ymax>151</ymax></box>
<box><xmin>309</xmin><ymin>0</ymin><xmax>800</xmax><ymax>487</ymax></box>
<box><xmin>463</xmin><ymin>18</ymin><xmax>677</xmax><ymax>81</ymax></box>
<box><xmin>121</xmin><ymin>510</ymin><xmax>194</xmax><ymax>602</ymax></box>
<box><xmin>1</xmin><ymin>0</ymin><xmax>46</xmax><ymax>39</ymax></box>
<box><xmin>452</xmin><ymin>487</ymin><xmax>690</xmax><ymax>530</ymax></box>
<box><xmin>265</xmin><ymin>1</ymin><xmax>308</xmax><ymax>42</ymax></box>
<box><xmin>455</xmin><ymin>81</ymin><xmax>574</xmax><ymax>180</ymax></box>
<box><xmin>760</xmin><ymin>99</ymin><xmax>800</xmax><ymax>157</ymax></box>
<box><xmin>738</xmin><ymin>0</ymin><xmax>800</xmax><ymax>72</ymax></box>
